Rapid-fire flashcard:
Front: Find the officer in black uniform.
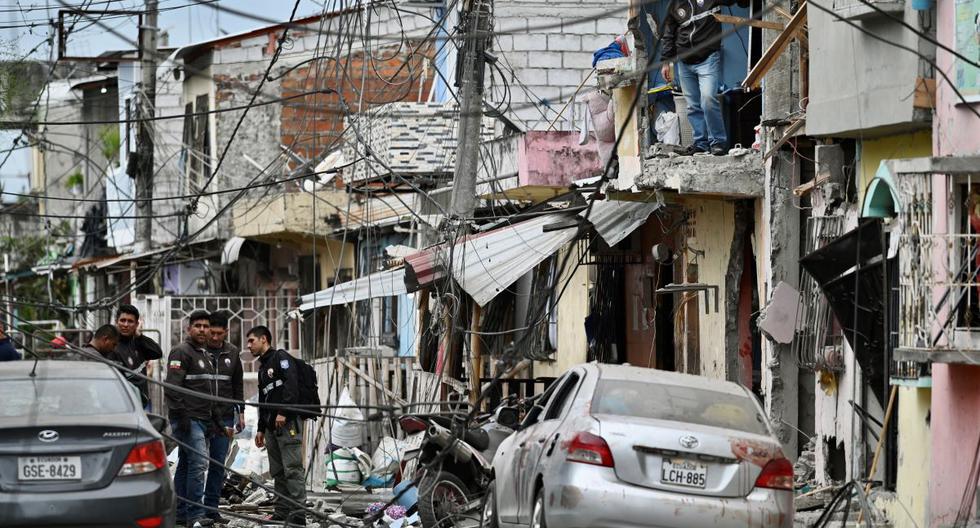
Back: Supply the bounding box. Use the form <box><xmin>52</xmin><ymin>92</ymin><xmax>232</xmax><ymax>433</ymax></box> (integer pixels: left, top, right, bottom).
<box><xmin>246</xmin><ymin>325</ymin><xmax>306</xmax><ymax>526</ymax></box>
<box><xmin>165</xmin><ymin>310</ymin><xmax>217</xmax><ymax>527</ymax></box>
<box><xmin>114</xmin><ymin>304</ymin><xmax>163</xmax><ymax>408</ymax></box>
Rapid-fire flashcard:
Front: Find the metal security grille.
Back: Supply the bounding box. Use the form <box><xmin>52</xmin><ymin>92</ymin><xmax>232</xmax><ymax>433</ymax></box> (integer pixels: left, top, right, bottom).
<box><xmin>794</xmin><ymin>215</ymin><xmax>846</xmax><ymax>371</ymax></box>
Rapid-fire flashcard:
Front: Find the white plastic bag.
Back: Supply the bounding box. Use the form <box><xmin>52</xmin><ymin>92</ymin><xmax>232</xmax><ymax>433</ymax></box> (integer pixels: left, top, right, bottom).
<box><xmin>655</xmin><ymin>111</ymin><xmax>681</xmax><ymax>146</ymax></box>
<box><xmin>330</xmin><ymin>387</ymin><xmax>364</xmax><ymax>448</ymax></box>
<box><xmin>369</xmin><ymin>437</ymin><xmax>405</xmax><ymax>483</ymax></box>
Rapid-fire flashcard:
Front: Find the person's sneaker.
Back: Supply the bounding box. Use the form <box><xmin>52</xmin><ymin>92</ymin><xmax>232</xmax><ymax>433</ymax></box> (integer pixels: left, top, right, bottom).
<box><xmin>682</xmin><ymin>144</ymin><xmax>708</xmax><ymax>156</ymax></box>
<box><xmin>190</xmin><ymin>519</ymin><xmax>214</xmax><ymax>528</ymax></box>
<box><xmin>711</xmin><ymin>145</ymin><xmax>729</xmax><ymax>156</ymax></box>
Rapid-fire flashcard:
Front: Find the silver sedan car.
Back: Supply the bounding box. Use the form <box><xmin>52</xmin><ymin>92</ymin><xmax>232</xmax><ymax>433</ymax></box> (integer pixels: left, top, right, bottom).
<box><xmin>482</xmin><ymin>363</ymin><xmax>793</xmax><ymax>528</ymax></box>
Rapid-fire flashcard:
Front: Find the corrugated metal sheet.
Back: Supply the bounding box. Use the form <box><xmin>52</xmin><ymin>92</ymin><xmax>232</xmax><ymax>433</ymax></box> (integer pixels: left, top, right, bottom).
<box><xmin>450</xmin><ymin>213</ymin><xmax>579</xmax><ymax>306</ymax></box>
<box><xmin>581</xmin><ymin>199</ymin><xmax>661</xmax><ymax>247</ymax></box>
<box><xmin>299</xmin><ymin>267</ymin><xmax>408</xmax><ymax>311</ymax></box>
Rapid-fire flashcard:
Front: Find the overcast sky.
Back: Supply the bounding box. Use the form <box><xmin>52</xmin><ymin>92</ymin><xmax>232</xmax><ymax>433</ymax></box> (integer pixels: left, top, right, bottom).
<box><xmin>1</xmin><ymin>1</ymin><xmax>326</xmax><ymax>199</ymax></box>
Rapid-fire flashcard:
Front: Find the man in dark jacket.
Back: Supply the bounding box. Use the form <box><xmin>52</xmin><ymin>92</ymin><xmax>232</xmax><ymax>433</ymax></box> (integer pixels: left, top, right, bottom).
<box><xmin>114</xmin><ymin>304</ymin><xmax>163</xmax><ymax>408</ymax></box>
<box><xmin>81</xmin><ymin>324</ymin><xmax>120</xmax><ymax>360</ymax></box>
<box><xmin>165</xmin><ymin>310</ymin><xmax>217</xmax><ymax>528</ymax></box>
<box><xmin>661</xmin><ymin>0</ymin><xmax>748</xmax><ymax>155</ymax></box>
<box><xmin>0</xmin><ymin>324</ymin><xmax>21</xmax><ymax>361</ymax></box>
<box><xmin>202</xmin><ymin>311</ymin><xmax>244</xmax><ymax>525</ymax></box>
<box><xmin>247</xmin><ymin>325</ymin><xmax>306</xmax><ymax>526</ymax></box>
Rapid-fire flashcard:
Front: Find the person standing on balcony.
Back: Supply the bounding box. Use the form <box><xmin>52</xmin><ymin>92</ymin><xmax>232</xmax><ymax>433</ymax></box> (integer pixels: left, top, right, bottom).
<box><xmin>114</xmin><ymin>304</ymin><xmax>163</xmax><ymax>409</ymax></box>
<box><xmin>202</xmin><ymin>311</ymin><xmax>244</xmax><ymax>526</ymax></box>
<box><xmin>660</xmin><ymin>0</ymin><xmax>748</xmax><ymax>156</ymax></box>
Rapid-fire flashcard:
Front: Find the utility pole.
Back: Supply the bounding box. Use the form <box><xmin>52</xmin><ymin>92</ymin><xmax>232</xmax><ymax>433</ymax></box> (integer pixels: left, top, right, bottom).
<box><xmin>135</xmin><ymin>0</ymin><xmax>159</xmax><ymax>252</ymax></box>
<box><xmin>447</xmin><ymin>0</ymin><xmax>492</xmax><ymax>405</ymax></box>
<box><xmin>448</xmin><ymin>0</ymin><xmax>492</xmax><ymax>218</ymax></box>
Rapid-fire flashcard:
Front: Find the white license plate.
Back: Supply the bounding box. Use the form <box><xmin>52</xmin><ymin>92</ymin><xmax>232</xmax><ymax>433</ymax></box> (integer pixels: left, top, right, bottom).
<box><xmin>661</xmin><ymin>458</ymin><xmax>707</xmax><ymax>489</ymax></box>
<box><xmin>18</xmin><ymin>456</ymin><xmax>82</xmax><ymax>481</ymax></box>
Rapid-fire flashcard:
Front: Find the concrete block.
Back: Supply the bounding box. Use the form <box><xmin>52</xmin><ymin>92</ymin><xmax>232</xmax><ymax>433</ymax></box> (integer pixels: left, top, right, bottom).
<box><xmin>527</xmin><ymin>16</ymin><xmax>562</xmax><ymax>33</ymax></box>
<box><xmin>495</xmin><ymin>35</ymin><xmax>515</xmax><ymax>52</ymax></box>
<box><xmin>582</xmin><ymin>34</ymin><xmax>615</xmax><ymax>53</ymax></box>
<box><xmin>596</xmin><ymin>17</ymin><xmax>625</xmax><ymax>35</ymax></box>
<box><xmin>563</xmin><ymin>51</ymin><xmax>593</xmax><ymax>70</ymax></box>
<box><xmin>562</xmin><ymin>17</ymin><xmax>596</xmax><ymax>34</ymax></box>
<box><xmin>217</xmin><ymin>47</ymin><xmax>248</xmax><ymax>64</ymax></box>
<box><xmin>758</xmin><ymin>281</ymin><xmax>800</xmax><ymax>344</ymax></box>
<box><xmin>245</xmin><ymin>46</ymin><xmax>264</xmax><ymax>62</ymax></box>
<box><xmin>497</xmin><ymin>16</ymin><xmax>528</xmax><ymax>34</ymax></box>
<box><xmin>529</xmin><ymin>51</ymin><xmax>563</xmax><ymax>68</ymax></box>
<box><xmin>239</xmin><ymin>36</ymin><xmax>269</xmax><ymax>49</ymax></box>
<box><xmin>513</xmin><ymin>34</ymin><xmax>548</xmax><ymax>51</ymax></box>
<box><xmin>515</xmin><ymin>67</ymin><xmax>548</xmax><ymax>86</ymax></box>
<box><xmin>549</xmin><ymin>68</ymin><xmax>585</xmax><ymax>87</ymax></box>
<box><xmin>503</xmin><ymin>50</ymin><xmax>529</xmax><ymax>68</ymax></box>
<box><xmin>547</xmin><ymin>34</ymin><xmax>581</xmax><ymax>52</ymax></box>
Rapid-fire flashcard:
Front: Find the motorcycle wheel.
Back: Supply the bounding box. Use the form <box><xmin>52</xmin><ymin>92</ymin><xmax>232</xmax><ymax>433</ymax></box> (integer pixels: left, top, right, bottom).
<box><xmin>418</xmin><ymin>470</ymin><xmax>472</xmax><ymax>528</ymax></box>
<box><xmin>480</xmin><ymin>479</ymin><xmax>499</xmax><ymax>528</ymax></box>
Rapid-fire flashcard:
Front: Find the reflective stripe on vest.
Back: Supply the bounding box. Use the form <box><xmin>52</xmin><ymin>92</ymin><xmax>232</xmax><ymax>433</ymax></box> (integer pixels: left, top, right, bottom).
<box><xmin>679</xmin><ymin>6</ymin><xmax>721</xmax><ymax>27</ymax></box>
<box><xmin>184</xmin><ymin>373</ymin><xmax>231</xmax><ymax>381</ymax></box>
<box><xmin>261</xmin><ymin>379</ymin><xmax>283</xmax><ymax>395</ymax></box>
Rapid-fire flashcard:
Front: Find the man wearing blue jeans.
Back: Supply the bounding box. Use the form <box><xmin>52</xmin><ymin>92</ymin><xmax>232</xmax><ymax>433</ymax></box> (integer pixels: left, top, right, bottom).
<box><xmin>660</xmin><ymin>0</ymin><xmax>748</xmax><ymax>155</ymax></box>
<box><xmin>165</xmin><ymin>310</ymin><xmax>217</xmax><ymax>528</ymax></box>
<box><xmin>202</xmin><ymin>312</ymin><xmax>244</xmax><ymax>525</ymax></box>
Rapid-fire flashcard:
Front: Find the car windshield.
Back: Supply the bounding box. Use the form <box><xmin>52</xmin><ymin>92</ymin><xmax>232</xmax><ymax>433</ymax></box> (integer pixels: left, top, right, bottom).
<box><xmin>0</xmin><ymin>378</ymin><xmax>133</xmax><ymax>418</ymax></box>
<box><xmin>592</xmin><ymin>380</ymin><xmax>769</xmax><ymax>436</ymax></box>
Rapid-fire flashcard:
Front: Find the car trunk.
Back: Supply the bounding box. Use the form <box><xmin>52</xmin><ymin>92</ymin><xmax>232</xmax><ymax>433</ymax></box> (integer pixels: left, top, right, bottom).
<box><xmin>596</xmin><ymin>415</ymin><xmax>769</xmax><ymax>498</ymax></box>
<box><xmin>0</xmin><ymin>424</ymin><xmax>138</xmax><ymax>493</ymax></box>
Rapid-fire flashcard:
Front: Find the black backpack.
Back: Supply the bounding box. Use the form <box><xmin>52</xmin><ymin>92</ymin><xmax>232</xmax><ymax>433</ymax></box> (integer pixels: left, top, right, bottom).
<box><xmin>282</xmin><ymin>350</ymin><xmax>321</xmax><ymax>420</ymax></box>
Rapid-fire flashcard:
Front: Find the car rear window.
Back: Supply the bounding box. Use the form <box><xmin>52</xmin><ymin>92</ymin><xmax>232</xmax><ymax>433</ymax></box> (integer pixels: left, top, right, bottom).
<box><xmin>0</xmin><ymin>378</ymin><xmax>134</xmax><ymax>417</ymax></box>
<box><xmin>592</xmin><ymin>380</ymin><xmax>769</xmax><ymax>435</ymax></box>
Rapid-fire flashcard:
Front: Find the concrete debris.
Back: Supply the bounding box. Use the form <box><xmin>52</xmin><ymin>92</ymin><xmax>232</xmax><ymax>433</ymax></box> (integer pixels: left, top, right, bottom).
<box><xmin>794</xmin><ymin>437</ymin><xmax>817</xmax><ymax>487</ymax></box>
<box><xmin>638</xmin><ymin>148</ymin><xmax>765</xmax><ymax>197</ymax></box>
<box><xmin>758</xmin><ymin>281</ymin><xmax>801</xmax><ymax>344</ymax></box>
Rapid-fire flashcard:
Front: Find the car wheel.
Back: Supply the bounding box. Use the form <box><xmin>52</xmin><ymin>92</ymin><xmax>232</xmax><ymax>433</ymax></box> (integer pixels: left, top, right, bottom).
<box><xmin>481</xmin><ymin>479</ymin><xmax>499</xmax><ymax>528</ymax></box>
<box><xmin>418</xmin><ymin>470</ymin><xmax>471</xmax><ymax>528</ymax></box>
<box><xmin>530</xmin><ymin>489</ymin><xmax>547</xmax><ymax>528</ymax></box>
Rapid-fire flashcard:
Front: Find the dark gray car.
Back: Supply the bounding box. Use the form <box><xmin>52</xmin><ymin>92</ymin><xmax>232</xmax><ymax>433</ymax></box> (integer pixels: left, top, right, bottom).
<box><xmin>0</xmin><ymin>360</ymin><xmax>175</xmax><ymax>527</ymax></box>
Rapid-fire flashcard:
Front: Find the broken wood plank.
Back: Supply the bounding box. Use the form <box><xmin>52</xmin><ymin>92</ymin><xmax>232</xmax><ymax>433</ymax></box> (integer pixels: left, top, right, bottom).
<box><xmin>914</xmin><ymin>77</ymin><xmax>936</xmax><ymax>109</ymax></box>
<box><xmin>743</xmin><ymin>2</ymin><xmax>808</xmax><ymax>90</ymax></box>
<box><xmin>764</xmin><ymin>119</ymin><xmax>806</xmax><ymax>160</ymax></box>
<box><xmin>337</xmin><ymin>357</ymin><xmax>409</xmax><ymax>407</ymax></box>
<box><xmin>793</xmin><ymin>174</ymin><xmax>829</xmax><ymax>197</ymax></box>
<box><xmin>773</xmin><ymin>6</ymin><xmax>793</xmax><ymax>19</ymax></box>
<box><xmin>713</xmin><ymin>13</ymin><xmax>785</xmax><ymax>30</ymax></box>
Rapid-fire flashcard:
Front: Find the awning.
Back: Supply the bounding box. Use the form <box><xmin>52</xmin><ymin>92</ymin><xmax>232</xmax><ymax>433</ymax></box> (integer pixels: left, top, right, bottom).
<box><xmin>299</xmin><ymin>267</ymin><xmax>408</xmax><ymax>311</ymax></box>
<box><xmin>222</xmin><ymin>237</ymin><xmax>247</xmax><ymax>265</ymax></box>
<box><xmin>582</xmin><ymin>199</ymin><xmax>661</xmax><ymax>247</ymax></box>
<box><xmin>405</xmin><ymin>213</ymin><xmax>581</xmax><ymax>307</ymax></box>
<box><xmin>74</xmin><ymin>246</ymin><xmax>177</xmax><ymax>271</ymax></box>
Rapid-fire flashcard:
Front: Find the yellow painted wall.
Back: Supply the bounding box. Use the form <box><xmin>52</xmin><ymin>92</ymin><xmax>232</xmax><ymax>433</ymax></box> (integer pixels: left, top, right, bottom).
<box><xmin>859</xmin><ymin>130</ymin><xmax>932</xmax><ymax>202</ymax></box>
<box><xmin>537</xmin><ymin>241</ymin><xmax>590</xmax><ymax>378</ymax></box>
<box><xmin>681</xmin><ymin>196</ymin><xmax>736</xmax><ymax>381</ymax></box>
<box><xmin>889</xmin><ymin>386</ymin><xmax>932</xmax><ymax>528</ymax></box>
<box><xmin>311</xmin><ymin>238</ymin><xmax>355</xmax><ymax>290</ymax></box>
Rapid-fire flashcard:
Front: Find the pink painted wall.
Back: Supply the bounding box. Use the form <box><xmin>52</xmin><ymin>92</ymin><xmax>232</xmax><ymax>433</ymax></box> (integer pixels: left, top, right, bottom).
<box><xmin>518</xmin><ymin>131</ymin><xmax>603</xmax><ymax>186</ymax></box>
<box><xmin>933</xmin><ymin>0</ymin><xmax>980</xmax><ymax>156</ymax></box>
<box><xmin>929</xmin><ymin>364</ymin><xmax>980</xmax><ymax>526</ymax></box>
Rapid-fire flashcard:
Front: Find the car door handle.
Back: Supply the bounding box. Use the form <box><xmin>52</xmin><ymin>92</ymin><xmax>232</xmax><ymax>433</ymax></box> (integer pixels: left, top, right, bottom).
<box><xmin>536</xmin><ymin>438</ymin><xmax>546</xmax><ymax>444</ymax></box>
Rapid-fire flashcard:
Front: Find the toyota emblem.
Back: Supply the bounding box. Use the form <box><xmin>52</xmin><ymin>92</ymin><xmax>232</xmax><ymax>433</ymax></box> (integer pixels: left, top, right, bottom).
<box><xmin>679</xmin><ymin>435</ymin><xmax>699</xmax><ymax>449</ymax></box>
<box><xmin>38</xmin><ymin>430</ymin><xmax>59</xmax><ymax>443</ymax></box>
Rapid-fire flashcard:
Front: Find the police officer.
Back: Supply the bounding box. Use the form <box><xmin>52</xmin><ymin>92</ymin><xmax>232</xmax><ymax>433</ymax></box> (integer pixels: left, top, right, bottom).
<box><xmin>246</xmin><ymin>325</ymin><xmax>306</xmax><ymax>526</ymax></box>
<box><xmin>202</xmin><ymin>311</ymin><xmax>244</xmax><ymax>526</ymax></box>
<box><xmin>165</xmin><ymin>310</ymin><xmax>217</xmax><ymax>528</ymax></box>
<box><xmin>114</xmin><ymin>304</ymin><xmax>163</xmax><ymax>408</ymax></box>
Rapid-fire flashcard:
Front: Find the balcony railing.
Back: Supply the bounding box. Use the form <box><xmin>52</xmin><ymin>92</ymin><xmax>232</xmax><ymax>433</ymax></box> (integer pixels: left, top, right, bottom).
<box><xmin>897</xmin><ymin>232</ymin><xmax>980</xmax><ymax>364</ymax></box>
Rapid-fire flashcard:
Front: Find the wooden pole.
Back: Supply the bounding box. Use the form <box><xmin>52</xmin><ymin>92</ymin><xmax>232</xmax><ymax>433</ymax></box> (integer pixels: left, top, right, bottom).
<box><xmin>468</xmin><ymin>304</ymin><xmax>483</xmax><ymax>409</ymax></box>
<box><xmin>858</xmin><ymin>384</ymin><xmax>898</xmax><ymax>523</ymax></box>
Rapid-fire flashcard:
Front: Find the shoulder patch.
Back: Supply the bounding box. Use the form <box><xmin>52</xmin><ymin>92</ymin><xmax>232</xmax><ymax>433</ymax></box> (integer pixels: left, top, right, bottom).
<box><xmin>280</xmin><ymin>359</ymin><xmax>290</xmax><ymax>369</ymax></box>
<box><xmin>197</xmin><ymin>359</ymin><xmax>205</xmax><ymax>369</ymax></box>
<box><xmin>225</xmin><ymin>357</ymin><xmax>232</xmax><ymax>366</ymax></box>
<box><xmin>168</xmin><ymin>359</ymin><xmax>182</xmax><ymax>369</ymax></box>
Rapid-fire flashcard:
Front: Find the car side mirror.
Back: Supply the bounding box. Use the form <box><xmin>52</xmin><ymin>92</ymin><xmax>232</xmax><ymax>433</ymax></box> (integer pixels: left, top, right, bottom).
<box><xmin>520</xmin><ymin>404</ymin><xmax>545</xmax><ymax>430</ymax></box>
<box><xmin>496</xmin><ymin>406</ymin><xmax>519</xmax><ymax>429</ymax></box>
<box><xmin>146</xmin><ymin>413</ymin><xmax>168</xmax><ymax>433</ymax></box>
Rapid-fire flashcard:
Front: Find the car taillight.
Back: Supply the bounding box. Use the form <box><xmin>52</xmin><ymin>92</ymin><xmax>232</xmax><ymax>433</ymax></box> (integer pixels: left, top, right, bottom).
<box><xmin>566</xmin><ymin>432</ymin><xmax>614</xmax><ymax>467</ymax></box>
<box><xmin>754</xmin><ymin>458</ymin><xmax>793</xmax><ymax>490</ymax></box>
<box><xmin>118</xmin><ymin>440</ymin><xmax>167</xmax><ymax>476</ymax></box>
<box><xmin>399</xmin><ymin>416</ymin><xmax>428</xmax><ymax>434</ymax></box>
<box><xmin>136</xmin><ymin>516</ymin><xmax>163</xmax><ymax>527</ymax></box>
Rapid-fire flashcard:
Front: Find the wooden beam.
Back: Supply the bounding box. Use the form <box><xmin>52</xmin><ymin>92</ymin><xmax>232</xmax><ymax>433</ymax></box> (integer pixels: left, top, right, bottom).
<box><xmin>914</xmin><ymin>77</ymin><xmax>937</xmax><ymax>109</ymax></box>
<box><xmin>337</xmin><ymin>357</ymin><xmax>409</xmax><ymax>407</ymax></box>
<box><xmin>713</xmin><ymin>13</ymin><xmax>785</xmax><ymax>30</ymax></box>
<box><xmin>468</xmin><ymin>304</ymin><xmax>483</xmax><ymax>408</ymax></box>
<box><xmin>793</xmin><ymin>174</ymin><xmax>830</xmax><ymax>197</ymax></box>
<box><xmin>742</xmin><ymin>2</ymin><xmax>808</xmax><ymax>90</ymax></box>
<box><xmin>763</xmin><ymin>119</ymin><xmax>806</xmax><ymax>160</ymax></box>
